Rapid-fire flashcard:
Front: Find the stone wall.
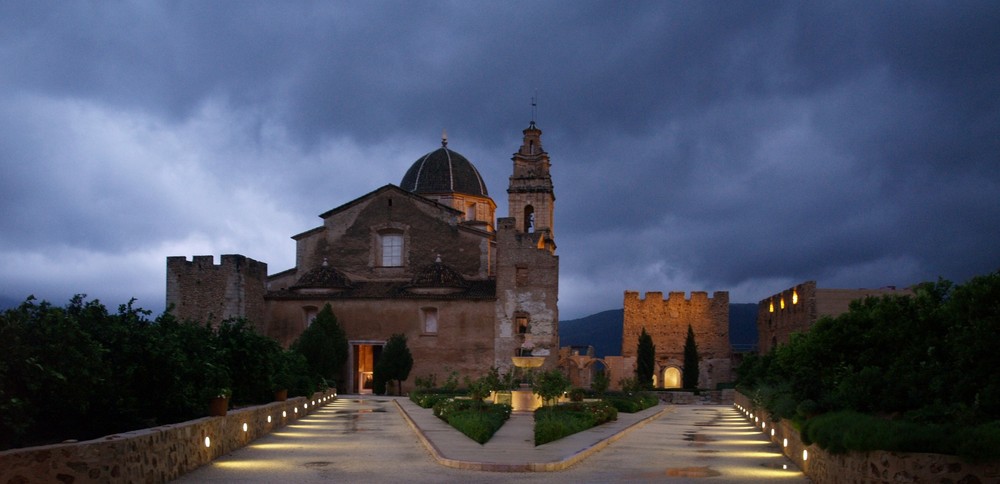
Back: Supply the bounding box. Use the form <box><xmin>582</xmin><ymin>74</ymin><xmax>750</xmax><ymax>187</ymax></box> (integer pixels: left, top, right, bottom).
<box><xmin>0</xmin><ymin>390</ymin><xmax>336</xmax><ymax>483</ymax></box>
<box><xmin>622</xmin><ymin>290</ymin><xmax>731</xmax><ymax>388</ymax></box>
<box><xmin>757</xmin><ymin>281</ymin><xmax>913</xmax><ymax>353</ymax></box>
<box><xmin>166</xmin><ymin>254</ymin><xmax>268</xmax><ymax>327</ymax></box>
<box><xmin>733</xmin><ymin>392</ymin><xmax>999</xmax><ymax>483</ymax></box>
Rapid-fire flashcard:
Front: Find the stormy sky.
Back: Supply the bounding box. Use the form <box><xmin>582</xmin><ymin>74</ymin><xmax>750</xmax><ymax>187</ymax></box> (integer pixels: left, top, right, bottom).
<box><xmin>1</xmin><ymin>1</ymin><xmax>997</xmax><ymax>319</ymax></box>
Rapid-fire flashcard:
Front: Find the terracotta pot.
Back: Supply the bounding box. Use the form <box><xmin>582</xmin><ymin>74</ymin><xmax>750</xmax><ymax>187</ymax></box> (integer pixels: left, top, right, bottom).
<box><xmin>274</xmin><ymin>389</ymin><xmax>288</xmax><ymax>402</ymax></box>
<box><xmin>209</xmin><ymin>396</ymin><xmax>229</xmax><ymax>416</ymax></box>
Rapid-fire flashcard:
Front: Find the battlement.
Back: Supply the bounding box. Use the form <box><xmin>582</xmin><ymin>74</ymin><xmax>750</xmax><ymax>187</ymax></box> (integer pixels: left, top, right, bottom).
<box><xmin>166</xmin><ymin>254</ymin><xmax>268</xmax><ymax>326</ymax></box>
<box><xmin>166</xmin><ymin>254</ymin><xmax>268</xmax><ymax>276</ymax></box>
<box><xmin>624</xmin><ymin>290</ymin><xmax>729</xmax><ymax>306</ymax></box>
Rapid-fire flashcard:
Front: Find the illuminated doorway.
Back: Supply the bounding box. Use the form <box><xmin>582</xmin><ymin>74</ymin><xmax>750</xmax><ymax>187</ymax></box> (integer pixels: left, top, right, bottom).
<box><xmin>352</xmin><ymin>343</ymin><xmax>383</xmax><ymax>394</ymax></box>
<box><xmin>663</xmin><ymin>367</ymin><xmax>681</xmax><ymax>389</ymax></box>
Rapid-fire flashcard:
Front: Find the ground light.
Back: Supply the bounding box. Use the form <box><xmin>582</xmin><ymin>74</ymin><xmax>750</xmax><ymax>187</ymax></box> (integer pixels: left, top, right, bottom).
<box><xmin>204</xmin><ymin>436</ymin><xmax>211</xmax><ymax>448</ymax></box>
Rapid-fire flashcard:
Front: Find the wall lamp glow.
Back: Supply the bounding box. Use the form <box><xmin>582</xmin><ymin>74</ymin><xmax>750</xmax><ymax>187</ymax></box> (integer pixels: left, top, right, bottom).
<box><xmin>771</xmin><ymin>429</ymin><xmax>775</xmax><ymax>437</ymax></box>
<box><xmin>282</xmin><ymin>411</ymin><xmax>287</xmax><ymax>418</ymax></box>
<box><xmin>204</xmin><ymin>436</ymin><xmax>211</xmax><ymax>448</ymax></box>
<box><xmin>802</xmin><ymin>450</ymin><xmax>808</xmax><ymax>461</ymax></box>
<box><xmin>783</xmin><ymin>438</ymin><xmax>788</xmax><ymax>447</ymax></box>
<box><xmin>267</xmin><ymin>415</ymin><xmax>272</xmax><ymax>423</ymax></box>
<box><xmin>294</xmin><ymin>407</ymin><xmax>299</xmax><ymax>414</ymax></box>
<box><xmin>242</xmin><ymin>422</ymin><xmax>248</xmax><ymax>432</ymax></box>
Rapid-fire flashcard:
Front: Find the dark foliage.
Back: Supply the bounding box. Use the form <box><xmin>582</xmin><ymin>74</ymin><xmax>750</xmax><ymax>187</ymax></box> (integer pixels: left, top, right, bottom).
<box><xmin>373</xmin><ymin>333</ymin><xmax>413</xmax><ymax>395</ymax></box>
<box><xmin>291</xmin><ymin>303</ymin><xmax>348</xmax><ymax>390</ymax></box>
<box><xmin>736</xmin><ymin>271</ymin><xmax>1000</xmax><ymax>456</ymax></box>
<box><xmin>682</xmin><ymin>324</ymin><xmax>699</xmax><ymax>389</ymax></box>
<box><xmin>636</xmin><ymin>327</ymin><xmax>655</xmax><ymax>389</ymax></box>
<box><xmin>0</xmin><ymin>296</ymin><xmax>310</xmax><ymax>450</ymax></box>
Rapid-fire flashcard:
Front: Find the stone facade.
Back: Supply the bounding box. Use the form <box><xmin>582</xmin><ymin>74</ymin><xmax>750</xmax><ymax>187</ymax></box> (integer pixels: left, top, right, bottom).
<box><xmin>167</xmin><ymin>123</ymin><xmax>559</xmax><ymax>394</ymax></box>
<box><xmin>622</xmin><ymin>290</ymin><xmax>731</xmax><ymax>389</ymax></box>
<box><xmin>0</xmin><ymin>390</ymin><xmax>335</xmax><ymax>484</ymax></box>
<box><xmin>757</xmin><ymin>281</ymin><xmax>913</xmax><ymax>353</ymax></box>
<box><xmin>165</xmin><ymin>254</ymin><xmax>268</xmax><ymax>324</ymax></box>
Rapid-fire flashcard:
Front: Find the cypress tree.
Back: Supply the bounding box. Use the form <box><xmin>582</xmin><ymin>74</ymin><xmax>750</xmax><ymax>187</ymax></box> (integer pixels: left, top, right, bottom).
<box><xmin>374</xmin><ymin>333</ymin><xmax>413</xmax><ymax>395</ymax></box>
<box><xmin>683</xmin><ymin>324</ymin><xmax>700</xmax><ymax>389</ymax></box>
<box><xmin>636</xmin><ymin>327</ymin><xmax>656</xmax><ymax>389</ymax></box>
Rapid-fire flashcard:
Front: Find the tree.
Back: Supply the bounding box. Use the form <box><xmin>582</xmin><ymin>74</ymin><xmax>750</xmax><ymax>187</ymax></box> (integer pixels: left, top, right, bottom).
<box><xmin>683</xmin><ymin>324</ymin><xmax>700</xmax><ymax>389</ymax></box>
<box><xmin>291</xmin><ymin>304</ymin><xmax>348</xmax><ymax>389</ymax></box>
<box><xmin>636</xmin><ymin>327</ymin><xmax>655</xmax><ymax>389</ymax></box>
<box><xmin>374</xmin><ymin>333</ymin><xmax>413</xmax><ymax>395</ymax></box>
<box><xmin>533</xmin><ymin>369</ymin><xmax>570</xmax><ymax>406</ymax></box>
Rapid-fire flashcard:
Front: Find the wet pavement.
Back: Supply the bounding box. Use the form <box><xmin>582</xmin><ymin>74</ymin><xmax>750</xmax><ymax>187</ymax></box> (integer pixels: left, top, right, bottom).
<box><xmin>174</xmin><ymin>396</ymin><xmax>810</xmax><ymax>483</ymax></box>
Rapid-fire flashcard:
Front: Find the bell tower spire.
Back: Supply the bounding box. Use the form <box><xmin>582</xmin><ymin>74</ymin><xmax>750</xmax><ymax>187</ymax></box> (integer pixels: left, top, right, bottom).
<box><xmin>507</xmin><ymin>116</ymin><xmax>556</xmax><ymax>252</ymax></box>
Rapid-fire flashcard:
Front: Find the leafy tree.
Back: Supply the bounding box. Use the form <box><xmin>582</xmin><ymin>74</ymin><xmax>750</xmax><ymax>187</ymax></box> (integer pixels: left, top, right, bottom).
<box><xmin>374</xmin><ymin>333</ymin><xmax>413</xmax><ymax>395</ymax></box>
<box><xmin>682</xmin><ymin>324</ymin><xmax>699</xmax><ymax>389</ymax></box>
<box><xmin>591</xmin><ymin>368</ymin><xmax>611</xmax><ymax>395</ymax></box>
<box><xmin>292</xmin><ymin>303</ymin><xmax>348</xmax><ymax>389</ymax></box>
<box><xmin>636</xmin><ymin>327</ymin><xmax>655</xmax><ymax>389</ymax></box>
<box><xmin>533</xmin><ymin>369</ymin><xmax>570</xmax><ymax>406</ymax></box>
<box><xmin>215</xmin><ymin>318</ymin><xmax>284</xmax><ymax>405</ymax></box>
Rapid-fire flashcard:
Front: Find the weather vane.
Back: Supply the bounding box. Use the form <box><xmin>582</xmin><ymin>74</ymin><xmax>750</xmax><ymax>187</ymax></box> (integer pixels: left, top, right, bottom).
<box><xmin>531</xmin><ymin>90</ymin><xmax>538</xmax><ymax>125</ymax></box>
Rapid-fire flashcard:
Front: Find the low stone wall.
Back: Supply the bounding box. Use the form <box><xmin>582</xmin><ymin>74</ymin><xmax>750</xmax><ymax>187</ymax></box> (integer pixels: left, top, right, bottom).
<box><xmin>734</xmin><ymin>391</ymin><xmax>1000</xmax><ymax>483</ymax></box>
<box><xmin>0</xmin><ymin>389</ymin><xmax>337</xmax><ymax>483</ymax></box>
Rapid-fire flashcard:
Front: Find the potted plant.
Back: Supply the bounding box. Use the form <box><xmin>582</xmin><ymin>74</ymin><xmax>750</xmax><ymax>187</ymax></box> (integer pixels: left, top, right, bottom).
<box><xmin>272</xmin><ymin>352</ymin><xmax>294</xmax><ymax>402</ymax></box>
<box><xmin>204</xmin><ymin>362</ymin><xmax>232</xmax><ymax>416</ymax></box>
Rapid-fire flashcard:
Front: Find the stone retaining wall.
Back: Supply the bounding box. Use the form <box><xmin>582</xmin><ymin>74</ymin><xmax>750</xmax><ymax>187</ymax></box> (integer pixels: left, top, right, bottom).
<box><xmin>656</xmin><ymin>389</ymin><xmax>734</xmax><ymax>404</ymax></box>
<box><xmin>0</xmin><ymin>390</ymin><xmax>337</xmax><ymax>483</ymax></box>
<box><xmin>734</xmin><ymin>391</ymin><xmax>1000</xmax><ymax>483</ymax></box>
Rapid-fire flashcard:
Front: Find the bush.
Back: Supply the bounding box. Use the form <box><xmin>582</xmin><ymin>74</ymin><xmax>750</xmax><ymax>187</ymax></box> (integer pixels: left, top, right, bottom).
<box><xmin>604</xmin><ymin>392</ymin><xmax>659</xmax><ymax>413</ymax></box>
<box><xmin>534</xmin><ymin>401</ymin><xmax>618</xmax><ymax>445</ymax></box>
<box><xmin>432</xmin><ymin>398</ymin><xmax>511</xmax><ymax>444</ymax></box>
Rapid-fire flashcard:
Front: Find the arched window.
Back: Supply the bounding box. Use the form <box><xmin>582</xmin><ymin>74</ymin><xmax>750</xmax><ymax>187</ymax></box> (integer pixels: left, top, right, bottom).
<box><xmin>523</xmin><ymin>205</ymin><xmax>535</xmax><ymax>233</ymax></box>
<box><xmin>303</xmin><ymin>306</ymin><xmax>318</xmax><ymax>327</ymax></box>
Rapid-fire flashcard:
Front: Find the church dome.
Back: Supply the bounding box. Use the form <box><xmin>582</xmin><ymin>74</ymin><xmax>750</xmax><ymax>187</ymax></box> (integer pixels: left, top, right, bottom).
<box><xmin>400</xmin><ymin>136</ymin><xmax>489</xmax><ymax>197</ymax></box>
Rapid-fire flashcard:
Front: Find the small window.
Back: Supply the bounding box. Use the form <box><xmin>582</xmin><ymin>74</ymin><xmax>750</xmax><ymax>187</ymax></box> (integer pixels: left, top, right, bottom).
<box><xmin>515</xmin><ymin>315</ymin><xmax>529</xmax><ymax>334</ymax></box>
<box><xmin>381</xmin><ymin>233</ymin><xmax>403</xmax><ymax>267</ymax></box>
<box><xmin>466</xmin><ymin>203</ymin><xmax>476</xmax><ymax>221</ymax></box>
<box><xmin>523</xmin><ymin>205</ymin><xmax>535</xmax><ymax>233</ymax></box>
<box><xmin>303</xmin><ymin>307</ymin><xmax>318</xmax><ymax>327</ymax></box>
<box><xmin>422</xmin><ymin>307</ymin><xmax>438</xmax><ymax>334</ymax></box>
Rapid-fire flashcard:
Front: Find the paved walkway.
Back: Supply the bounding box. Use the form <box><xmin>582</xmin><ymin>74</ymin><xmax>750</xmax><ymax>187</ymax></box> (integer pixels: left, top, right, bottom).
<box><xmin>175</xmin><ymin>396</ymin><xmax>810</xmax><ymax>483</ymax></box>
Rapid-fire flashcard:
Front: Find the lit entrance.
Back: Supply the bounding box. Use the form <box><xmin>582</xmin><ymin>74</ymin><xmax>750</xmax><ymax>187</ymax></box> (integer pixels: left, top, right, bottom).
<box><xmin>352</xmin><ymin>342</ymin><xmax>383</xmax><ymax>394</ymax></box>
<box><xmin>663</xmin><ymin>367</ymin><xmax>681</xmax><ymax>389</ymax></box>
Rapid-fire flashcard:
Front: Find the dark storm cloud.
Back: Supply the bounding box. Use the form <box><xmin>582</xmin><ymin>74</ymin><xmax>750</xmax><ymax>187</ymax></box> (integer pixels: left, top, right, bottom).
<box><xmin>1</xmin><ymin>1</ymin><xmax>997</xmax><ymax>318</ymax></box>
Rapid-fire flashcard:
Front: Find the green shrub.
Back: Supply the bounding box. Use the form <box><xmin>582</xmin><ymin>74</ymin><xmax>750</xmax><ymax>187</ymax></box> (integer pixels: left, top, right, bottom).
<box><xmin>431</xmin><ymin>398</ymin><xmax>511</xmax><ymax>444</ymax></box>
<box><xmin>604</xmin><ymin>392</ymin><xmax>658</xmax><ymax>413</ymax></box>
<box><xmin>534</xmin><ymin>401</ymin><xmax>618</xmax><ymax>445</ymax></box>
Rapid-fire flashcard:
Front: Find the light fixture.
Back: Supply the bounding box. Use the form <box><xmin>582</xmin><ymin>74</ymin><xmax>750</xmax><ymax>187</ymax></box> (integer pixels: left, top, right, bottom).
<box><xmin>783</xmin><ymin>438</ymin><xmax>788</xmax><ymax>447</ymax></box>
<box><xmin>282</xmin><ymin>410</ymin><xmax>287</xmax><ymax>418</ymax></box>
<box><xmin>802</xmin><ymin>450</ymin><xmax>808</xmax><ymax>461</ymax></box>
<box><xmin>771</xmin><ymin>429</ymin><xmax>775</xmax><ymax>437</ymax></box>
<box><xmin>242</xmin><ymin>422</ymin><xmax>248</xmax><ymax>432</ymax></box>
<box><xmin>204</xmin><ymin>436</ymin><xmax>211</xmax><ymax>448</ymax></box>
<box><xmin>267</xmin><ymin>415</ymin><xmax>272</xmax><ymax>423</ymax></box>
<box><xmin>769</xmin><ymin>301</ymin><xmax>774</xmax><ymax>312</ymax></box>
<box><xmin>780</xmin><ymin>297</ymin><xmax>785</xmax><ymax>309</ymax></box>
<box><xmin>762</xmin><ymin>422</ymin><xmax>767</xmax><ymax>429</ymax></box>
<box><xmin>792</xmin><ymin>289</ymin><xmax>799</xmax><ymax>304</ymax></box>
<box><xmin>294</xmin><ymin>407</ymin><xmax>299</xmax><ymax>414</ymax></box>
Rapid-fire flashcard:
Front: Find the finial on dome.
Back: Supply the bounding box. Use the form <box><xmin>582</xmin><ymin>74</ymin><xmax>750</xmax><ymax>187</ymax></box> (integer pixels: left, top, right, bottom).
<box><xmin>435</xmin><ymin>254</ymin><xmax>442</xmax><ymax>263</ymax></box>
<box><xmin>322</xmin><ymin>257</ymin><xmax>329</xmax><ymax>267</ymax></box>
<box><xmin>441</xmin><ymin>129</ymin><xmax>448</xmax><ymax>147</ymax></box>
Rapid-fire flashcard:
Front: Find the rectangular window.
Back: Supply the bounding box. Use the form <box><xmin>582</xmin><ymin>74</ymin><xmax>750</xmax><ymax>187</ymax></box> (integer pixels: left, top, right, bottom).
<box><xmin>423</xmin><ymin>307</ymin><xmax>438</xmax><ymax>334</ymax></box>
<box><xmin>516</xmin><ymin>315</ymin><xmax>528</xmax><ymax>334</ymax></box>
<box><xmin>381</xmin><ymin>233</ymin><xmax>403</xmax><ymax>267</ymax></box>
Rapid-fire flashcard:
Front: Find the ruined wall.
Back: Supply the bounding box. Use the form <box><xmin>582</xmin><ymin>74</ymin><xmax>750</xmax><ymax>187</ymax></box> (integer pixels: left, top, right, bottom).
<box><xmin>623</xmin><ymin>290</ymin><xmax>731</xmax><ymax>388</ymax></box>
<box><xmin>166</xmin><ymin>254</ymin><xmax>267</xmax><ymax>327</ymax></box>
<box><xmin>0</xmin><ymin>390</ymin><xmax>335</xmax><ymax>484</ymax></box>
<box><xmin>757</xmin><ymin>282</ymin><xmax>914</xmax><ymax>353</ymax></box>
<box><xmin>494</xmin><ymin>217</ymin><xmax>559</xmax><ymax>373</ymax></box>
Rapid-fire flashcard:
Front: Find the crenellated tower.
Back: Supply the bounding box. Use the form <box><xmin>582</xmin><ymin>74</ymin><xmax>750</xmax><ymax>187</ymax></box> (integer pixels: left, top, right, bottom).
<box><xmin>507</xmin><ymin>121</ymin><xmax>556</xmax><ymax>253</ymax></box>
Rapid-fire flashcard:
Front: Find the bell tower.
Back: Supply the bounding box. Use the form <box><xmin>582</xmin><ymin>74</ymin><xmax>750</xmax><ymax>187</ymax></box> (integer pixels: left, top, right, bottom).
<box><xmin>507</xmin><ymin>121</ymin><xmax>556</xmax><ymax>252</ymax></box>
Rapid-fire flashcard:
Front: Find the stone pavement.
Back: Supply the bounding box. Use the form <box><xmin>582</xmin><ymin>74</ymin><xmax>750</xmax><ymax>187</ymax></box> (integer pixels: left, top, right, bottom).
<box><xmin>175</xmin><ymin>396</ymin><xmax>810</xmax><ymax>483</ymax></box>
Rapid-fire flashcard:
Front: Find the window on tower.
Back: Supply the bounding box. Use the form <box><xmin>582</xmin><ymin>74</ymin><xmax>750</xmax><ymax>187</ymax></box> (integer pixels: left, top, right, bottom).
<box><xmin>524</xmin><ymin>205</ymin><xmax>535</xmax><ymax>233</ymax></box>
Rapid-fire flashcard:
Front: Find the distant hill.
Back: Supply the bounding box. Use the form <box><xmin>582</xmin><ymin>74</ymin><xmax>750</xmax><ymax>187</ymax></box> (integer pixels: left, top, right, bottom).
<box><xmin>559</xmin><ymin>309</ymin><xmax>624</xmax><ymax>358</ymax></box>
<box><xmin>558</xmin><ymin>303</ymin><xmax>759</xmax><ymax>358</ymax></box>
